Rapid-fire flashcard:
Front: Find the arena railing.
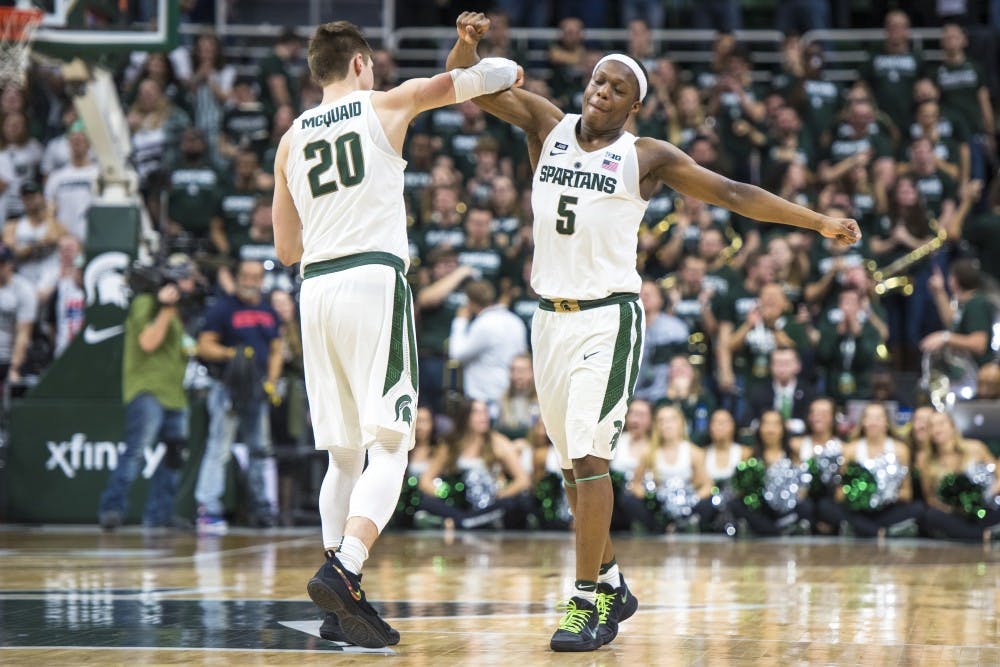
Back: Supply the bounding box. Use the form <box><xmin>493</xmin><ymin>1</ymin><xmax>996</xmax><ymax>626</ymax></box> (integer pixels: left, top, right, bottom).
<box><xmin>179</xmin><ymin>24</ymin><xmax>945</xmax><ymax>85</ymax></box>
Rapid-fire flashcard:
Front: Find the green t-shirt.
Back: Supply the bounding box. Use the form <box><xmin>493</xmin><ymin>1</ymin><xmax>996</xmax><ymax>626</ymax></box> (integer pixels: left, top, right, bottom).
<box><xmin>816</xmin><ymin>318</ymin><xmax>882</xmax><ymax>401</ymax></box>
<box><xmin>962</xmin><ymin>212</ymin><xmax>1000</xmax><ymax>283</ymax></box>
<box><xmin>218</xmin><ymin>186</ymin><xmax>258</xmax><ymax>256</ymax></box>
<box><xmin>914</xmin><ymin>169</ymin><xmax>957</xmax><ymax>219</ymax></box>
<box><xmin>933</xmin><ymin>59</ymin><xmax>985</xmax><ymax>134</ymax></box>
<box><xmin>122</xmin><ymin>294</ymin><xmax>188</xmax><ymax>409</ymax></box>
<box><xmin>953</xmin><ymin>292</ymin><xmax>995</xmax><ymax>367</ymax></box>
<box><xmin>167</xmin><ymin>164</ymin><xmax>222</xmax><ymax>235</ymax></box>
<box><xmin>418</xmin><ymin>290</ymin><xmax>466</xmax><ymax>357</ymax></box>
<box><xmin>861</xmin><ymin>48</ymin><xmax>924</xmax><ymax>134</ymax></box>
<box><xmin>824</xmin><ymin>129</ymin><xmax>893</xmax><ymax>165</ymax></box>
<box><xmin>258</xmin><ymin>54</ymin><xmax>300</xmax><ymax>113</ymax></box>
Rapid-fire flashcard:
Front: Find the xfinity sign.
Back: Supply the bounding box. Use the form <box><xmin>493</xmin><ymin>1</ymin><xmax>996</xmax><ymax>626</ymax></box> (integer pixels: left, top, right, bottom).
<box><xmin>45</xmin><ymin>433</ymin><xmax>166</xmax><ymax>479</ymax></box>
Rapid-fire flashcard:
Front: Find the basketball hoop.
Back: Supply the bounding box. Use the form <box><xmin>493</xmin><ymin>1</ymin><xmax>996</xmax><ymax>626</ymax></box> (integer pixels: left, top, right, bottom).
<box><xmin>0</xmin><ymin>7</ymin><xmax>44</xmax><ymax>87</ymax></box>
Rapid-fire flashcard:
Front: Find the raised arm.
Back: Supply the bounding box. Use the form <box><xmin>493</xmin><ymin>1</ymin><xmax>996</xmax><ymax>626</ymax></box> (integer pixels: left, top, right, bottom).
<box><xmin>639</xmin><ymin>138</ymin><xmax>861</xmax><ymax>245</ymax></box>
<box><xmin>445</xmin><ymin>12</ymin><xmax>563</xmax><ymax>150</ymax></box>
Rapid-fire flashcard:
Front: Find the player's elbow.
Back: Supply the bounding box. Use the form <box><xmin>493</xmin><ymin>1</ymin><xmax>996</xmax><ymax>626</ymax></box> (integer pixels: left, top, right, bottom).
<box><xmin>275</xmin><ymin>242</ymin><xmax>302</xmax><ymax>267</ymax></box>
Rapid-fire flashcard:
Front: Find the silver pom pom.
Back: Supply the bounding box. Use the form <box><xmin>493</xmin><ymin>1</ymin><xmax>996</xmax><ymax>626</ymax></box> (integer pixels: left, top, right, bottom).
<box><xmin>463</xmin><ymin>466</ymin><xmax>498</xmax><ymax>510</ymax></box>
<box><xmin>657</xmin><ymin>476</ymin><xmax>700</xmax><ymax>519</ymax></box>
<box><xmin>763</xmin><ymin>458</ymin><xmax>807</xmax><ymax>513</ymax></box>
<box><xmin>968</xmin><ymin>462</ymin><xmax>1000</xmax><ymax>509</ymax></box>
<box><xmin>866</xmin><ymin>453</ymin><xmax>908</xmax><ymax>509</ymax></box>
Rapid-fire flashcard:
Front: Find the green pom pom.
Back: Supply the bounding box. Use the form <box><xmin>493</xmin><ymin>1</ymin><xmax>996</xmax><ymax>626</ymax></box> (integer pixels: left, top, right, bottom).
<box><xmin>939</xmin><ymin>472</ymin><xmax>988</xmax><ymax>521</ymax></box>
<box><xmin>732</xmin><ymin>457</ymin><xmax>766</xmax><ymax>510</ymax></box>
<box><xmin>841</xmin><ymin>461</ymin><xmax>878</xmax><ymax>511</ymax></box>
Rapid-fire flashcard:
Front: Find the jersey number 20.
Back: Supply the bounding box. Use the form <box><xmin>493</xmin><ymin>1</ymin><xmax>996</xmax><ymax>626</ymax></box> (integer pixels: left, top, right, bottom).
<box><xmin>556</xmin><ymin>195</ymin><xmax>578</xmax><ymax>235</ymax></box>
<box><xmin>303</xmin><ymin>132</ymin><xmax>365</xmax><ymax>198</ymax></box>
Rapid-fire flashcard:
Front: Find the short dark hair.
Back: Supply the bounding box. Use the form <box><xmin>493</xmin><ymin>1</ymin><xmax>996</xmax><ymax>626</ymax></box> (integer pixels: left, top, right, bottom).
<box><xmin>465</xmin><ymin>279</ymin><xmax>496</xmax><ymax>307</ymax></box>
<box><xmin>307</xmin><ymin>21</ymin><xmax>372</xmax><ymax>86</ymax></box>
<box><xmin>950</xmin><ymin>258</ymin><xmax>982</xmax><ymax>292</ymax></box>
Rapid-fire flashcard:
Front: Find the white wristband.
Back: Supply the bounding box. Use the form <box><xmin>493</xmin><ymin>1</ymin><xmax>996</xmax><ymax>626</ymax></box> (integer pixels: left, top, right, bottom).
<box><xmin>450</xmin><ymin>57</ymin><xmax>518</xmax><ymax>103</ymax></box>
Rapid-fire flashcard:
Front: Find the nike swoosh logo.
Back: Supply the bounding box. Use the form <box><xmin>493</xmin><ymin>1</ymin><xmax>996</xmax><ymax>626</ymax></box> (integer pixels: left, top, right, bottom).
<box><xmin>332</xmin><ymin>562</ymin><xmax>362</xmax><ymax>601</ymax></box>
<box><xmin>83</xmin><ymin>325</ymin><xmax>124</xmax><ymax>344</ymax></box>
<box><xmin>583</xmin><ymin>351</ymin><xmax>600</xmax><ymax>360</ymax></box>
<box><xmin>549</xmin><ymin>150</ymin><xmax>566</xmax><ymax>156</ymax></box>
<box><xmin>620</xmin><ymin>589</ymin><xmax>629</xmax><ymax>604</ymax></box>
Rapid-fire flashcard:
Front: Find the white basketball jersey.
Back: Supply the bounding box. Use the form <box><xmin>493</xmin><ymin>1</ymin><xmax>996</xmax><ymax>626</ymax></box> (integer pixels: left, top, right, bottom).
<box><xmin>530</xmin><ymin>114</ymin><xmax>648</xmax><ymax>300</ymax></box>
<box><xmin>286</xmin><ymin>90</ymin><xmax>409</xmax><ymax>270</ymax></box>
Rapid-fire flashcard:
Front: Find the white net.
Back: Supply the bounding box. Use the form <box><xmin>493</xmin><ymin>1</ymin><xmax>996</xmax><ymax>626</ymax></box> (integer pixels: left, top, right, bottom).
<box><xmin>0</xmin><ymin>8</ymin><xmax>43</xmax><ymax>87</ymax></box>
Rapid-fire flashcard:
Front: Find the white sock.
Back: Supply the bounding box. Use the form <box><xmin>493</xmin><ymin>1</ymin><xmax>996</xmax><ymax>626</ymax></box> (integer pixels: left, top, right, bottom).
<box><xmin>574</xmin><ymin>585</ymin><xmax>598</xmax><ymax>604</ymax></box>
<box><xmin>337</xmin><ymin>534</ymin><xmax>369</xmax><ymax>575</ymax></box>
<box><xmin>598</xmin><ymin>563</ymin><xmax>621</xmax><ymax>589</ymax></box>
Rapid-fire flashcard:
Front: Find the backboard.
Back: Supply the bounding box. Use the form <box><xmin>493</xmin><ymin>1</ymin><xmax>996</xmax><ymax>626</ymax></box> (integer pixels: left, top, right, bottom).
<box><xmin>7</xmin><ymin>0</ymin><xmax>178</xmax><ymax>62</ymax></box>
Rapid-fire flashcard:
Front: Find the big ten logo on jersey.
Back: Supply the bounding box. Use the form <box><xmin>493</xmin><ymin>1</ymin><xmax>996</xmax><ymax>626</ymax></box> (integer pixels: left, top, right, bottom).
<box><xmin>46</xmin><ymin>433</ymin><xmax>168</xmax><ymax>479</ymax></box>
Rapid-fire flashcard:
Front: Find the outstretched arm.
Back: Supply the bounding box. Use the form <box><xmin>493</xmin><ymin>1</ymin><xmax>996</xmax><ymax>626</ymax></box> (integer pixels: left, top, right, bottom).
<box><xmin>446</xmin><ymin>12</ymin><xmax>563</xmax><ymax>149</ymax></box>
<box><xmin>640</xmin><ymin>138</ymin><xmax>861</xmax><ymax>245</ymax></box>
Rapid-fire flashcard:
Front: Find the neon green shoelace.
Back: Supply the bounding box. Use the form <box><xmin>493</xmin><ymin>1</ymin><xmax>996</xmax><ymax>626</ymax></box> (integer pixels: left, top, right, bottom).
<box><xmin>556</xmin><ymin>599</ymin><xmax>593</xmax><ymax>633</ymax></box>
<box><xmin>595</xmin><ymin>589</ymin><xmax>615</xmax><ymax>624</ymax></box>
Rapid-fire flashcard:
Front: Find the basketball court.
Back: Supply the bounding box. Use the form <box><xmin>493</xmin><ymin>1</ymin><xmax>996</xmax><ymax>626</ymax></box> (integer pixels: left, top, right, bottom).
<box><xmin>1</xmin><ymin>528</ymin><xmax>998</xmax><ymax>664</ymax></box>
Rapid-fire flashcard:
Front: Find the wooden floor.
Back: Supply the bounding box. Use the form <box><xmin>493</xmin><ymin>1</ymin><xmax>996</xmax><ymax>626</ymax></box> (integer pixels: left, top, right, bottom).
<box><xmin>1</xmin><ymin>528</ymin><xmax>998</xmax><ymax>665</ymax></box>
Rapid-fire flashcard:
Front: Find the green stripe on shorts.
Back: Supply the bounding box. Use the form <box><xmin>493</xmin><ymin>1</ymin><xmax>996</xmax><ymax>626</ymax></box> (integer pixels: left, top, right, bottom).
<box><xmin>383</xmin><ymin>272</ymin><xmax>408</xmax><ymax>396</ymax></box>
<box><xmin>599</xmin><ymin>302</ymin><xmax>634</xmax><ymax>421</ymax></box>
<box><xmin>405</xmin><ymin>282</ymin><xmax>418</xmax><ymax>389</ymax></box>
<box><xmin>626</xmin><ymin>301</ymin><xmax>643</xmax><ymax>401</ymax></box>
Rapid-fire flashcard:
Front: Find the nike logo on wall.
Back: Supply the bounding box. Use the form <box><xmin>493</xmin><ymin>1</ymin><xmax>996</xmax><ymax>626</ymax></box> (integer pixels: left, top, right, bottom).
<box><xmin>83</xmin><ymin>325</ymin><xmax>125</xmax><ymax>344</ymax></box>
<box><xmin>583</xmin><ymin>351</ymin><xmax>600</xmax><ymax>360</ymax></box>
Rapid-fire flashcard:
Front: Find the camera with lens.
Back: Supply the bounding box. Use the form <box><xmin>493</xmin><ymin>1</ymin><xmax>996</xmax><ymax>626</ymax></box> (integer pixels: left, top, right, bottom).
<box><xmin>127</xmin><ymin>254</ymin><xmax>197</xmax><ymax>294</ymax></box>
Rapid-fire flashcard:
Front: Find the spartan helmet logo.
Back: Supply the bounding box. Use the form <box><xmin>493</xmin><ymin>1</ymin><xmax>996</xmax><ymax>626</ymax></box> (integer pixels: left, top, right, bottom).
<box><xmin>394</xmin><ymin>395</ymin><xmax>413</xmax><ymax>425</ymax></box>
<box><xmin>83</xmin><ymin>251</ymin><xmax>130</xmax><ymax>309</ymax></box>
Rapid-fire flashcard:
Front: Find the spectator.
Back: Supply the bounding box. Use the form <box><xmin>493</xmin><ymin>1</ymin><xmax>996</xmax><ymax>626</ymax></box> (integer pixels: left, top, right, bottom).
<box><xmin>495</xmin><ymin>353</ymin><xmax>539</xmax><ymax>441</ymax></box>
<box><xmin>4</xmin><ymin>181</ymin><xmax>66</xmax><ymax>301</ymax></box>
<box><xmin>547</xmin><ymin>17</ymin><xmax>587</xmax><ymax>107</ymax></box>
<box><xmin>269</xmin><ymin>288</ymin><xmax>306</xmax><ymax>451</ymax></box>
<box><xmin>658</xmin><ymin>355</ymin><xmax>717</xmax><ymax>445</ymax></box>
<box><xmin>418</xmin><ymin>186</ymin><xmax>465</xmax><ymax>260</ymax></box>
<box><xmin>633</xmin><ymin>278</ymin><xmax>689</xmax><ymax>403</ymax></box>
<box><xmin>220</xmin><ymin>76</ymin><xmax>272</xmax><ymax>162</ymax></box>
<box><xmin>667</xmin><ymin>87</ymin><xmax>716</xmax><ymax>151</ymax></box>
<box><xmin>488</xmin><ymin>174</ymin><xmax>523</xmax><ymax>244</ymax></box>
<box><xmin>40</xmin><ymin>107</ymin><xmax>83</xmax><ymax>177</ymax></box>
<box><xmin>128</xmin><ymin>78</ymin><xmax>191</xmax><ymax>199</ymax></box>
<box><xmin>791</xmin><ymin>397</ymin><xmax>843</xmax><ymax>465</ymax></box>
<box><xmin>933</xmin><ymin>23</ymin><xmax>996</xmax><ymax>178</ymax></box>
<box><xmin>211</xmin><ymin>150</ymin><xmax>262</xmax><ymax>258</ymax></box>
<box><xmin>257</xmin><ymin>28</ymin><xmax>302</xmax><ymax>113</ymax></box>
<box><xmin>187</xmin><ymin>31</ymin><xmax>236</xmax><ymax>167</ymax></box>
<box><xmin>97</xmin><ymin>255</ymin><xmax>197</xmax><ymax>530</ymax></box>
<box><xmin>218</xmin><ymin>200</ymin><xmax>293</xmax><ymax>296</ymax></box>
<box><xmin>0</xmin><ymin>245</ymin><xmax>35</xmax><ymax>386</ymax></box>
<box><xmin>625</xmin><ymin>18</ymin><xmax>656</xmax><ymax>69</ymax></box>
<box><xmin>960</xmin><ymin>178</ymin><xmax>1000</xmax><ymax>283</ymax></box>
<box><xmin>43</xmin><ymin>123</ymin><xmax>97</xmax><ymax>241</ymax></box>
<box><xmin>975</xmin><ymin>362</ymin><xmax>1000</xmax><ymax>400</ymax></box>
<box><xmin>818</xmin><ymin>99</ymin><xmax>893</xmax><ymax>185</ymax></box>
<box><xmin>164</xmin><ymin>128</ymin><xmax>222</xmax><ymax>250</ymax></box>
<box><xmin>776</xmin><ymin>0</ymin><xmax>831</xmax><ymax>35</ymax></box>
<box><xmin>911</xmin><ymin>100</ymin><xmax>968</xmax><ymax>183</ymax></box>
<box><xmin>904</xmin><ymin>136</ymin><xmax>958</xmax><ymax>219</ymax></box>
<box><xmin>0</xmin><ymin>111</ymin><xmax>42</xmax><ymax>220</ymax></box>
<box><xmin>817</xmin><ymin>288</ymin><xmax>885</xmax><ymax>401</ymax></box>
<box><xmin>195</xmin><ymin>260</ymin><xmax>283</xmax><ymax>533</ymax></box>
<box><xmin>609</xmin><ymin>398</ymin><xmax>653</xmax><ymax>531</ymax></box>
<box><xmin>746</xmin><ymin>346</ymin><xmax>815</xmax><ymax>433</ymax></box>
<box><xmin>862</xmin><ymin>10</ymin><xmax>924</xmax><ymax>137</ymax></box>
<box><xmin>727</xmin><ymin>282</ymin><xmax>809</xmax><ymax>403</ymax></box>
<box><xmin>41</xmin><ymin>236</ymin><xmax>85</xmax><ymax>357</ymax></box>
<box><xmin>124</xmin><ymin>51</ymin><xmax>188</xmax><ymax>112</ymax></box>
<box><xmin>448</xmin><ymin>279</ymin><xmax>528</xmax><ymax>405</ymax></box>
<box><xmin>416</xmin><ymin>247</ymin><xmax>473</xmax><ymax>411</ymax></box>
<box><xmin>708</xmin><ymin>46</ymin><xmax>765</xmax><ymax>183</ymax></box>
<box><xmin>704</xmin><ymin>408</ymin><xmax>750</xmax><ymax>485</ymax></box>
<box><xmin>456</xmin><ymin>206</ymin><xmax>504</xmax><ymax>284</ymax></box>
<box><xmin>923</xmin><ymin>259</ymin><xmax>996</xmax><ymax>367</ymax></box>
<box><xmin>805</xmin><ymin>204</ymin><xmax>869</xmax><ymax>311</ymax></box>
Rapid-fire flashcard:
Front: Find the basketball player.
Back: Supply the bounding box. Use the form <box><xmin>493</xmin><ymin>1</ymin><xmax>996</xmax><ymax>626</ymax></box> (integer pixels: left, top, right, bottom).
<box><xmin>271</xmin><ymin>21</ymin><xmax>522</xmax><ymax>648</ymax></box>
<box><xmin>447</xmin><ymin>13</ymin><xmax>860</xmax><ymax>652</ymax></box>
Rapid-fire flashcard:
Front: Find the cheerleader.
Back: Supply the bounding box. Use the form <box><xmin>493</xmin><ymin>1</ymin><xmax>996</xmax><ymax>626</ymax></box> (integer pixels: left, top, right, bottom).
<box><xmin>727</xmin><ymin>410</ymin><xmax>814</xmax><ymax>536</ymax></box>
<box><xmin>417</xmin><ymin>400</ymin><xmax>532</xmax><ymax>530</ymax></box>
<box><xmin>619</xmin><ymin>405</ymin><xmax>714</xmax><ymax>533</ymax></box>
<box><xmin>704</xmin><ymin>409</ymin><xmax>750</xmax><ymax>485</ymax></box>
<box><xmin>817</xmin><ymin>403</ymin><xmax>923</xmax><ymax>537</ymax></box>
<box><xmin>791</xmin><ymin>398</ymin><xmax>844</xmax><ymax>520</ymax></box>
<box><xmin>906</xmin><ymin>406</ymin><xmax>936</xmax><ymax>504</ymax></box>
<box><xmin>919</xmin><ymin>411</ymin><xmax>1000</xmax><ymax>541</ymax></box>
<box><xmin>609</xmin><ymin>399</ymin><xmax>654</xmax><ymax>531</ymax></box>
<box><xmin>522</xmin><ymin>418</ymin><xmax>573</xmax><ymax>530</ymax></box>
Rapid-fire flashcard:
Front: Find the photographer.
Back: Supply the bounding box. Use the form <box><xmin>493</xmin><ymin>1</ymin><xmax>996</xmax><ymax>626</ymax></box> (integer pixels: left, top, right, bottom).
<box><xmin>194</xmin><ymin>259</ymin><xmax>282</xmax><ymax>533</ymax></box>
<box><xmin>97</xmin><ymin>254</ymin><xmax>197</xmax><ymax>531</ymax></box>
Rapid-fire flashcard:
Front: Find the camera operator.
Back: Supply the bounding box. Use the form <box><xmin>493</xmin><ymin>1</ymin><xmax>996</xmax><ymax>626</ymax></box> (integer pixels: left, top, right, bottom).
<box><xmin>97</xmin><ymin>254</ymin><xmax>197</xmax><ymax>531</ymax></box>
<box><xmin>194</xmin><ymin>259</ymin><xmax>282</xmax><ymax>533</ymax></box>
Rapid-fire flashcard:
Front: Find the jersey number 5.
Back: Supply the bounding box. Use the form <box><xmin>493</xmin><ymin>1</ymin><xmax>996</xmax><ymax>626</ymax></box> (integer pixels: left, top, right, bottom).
<box><xmin>556</xmin><ymin>195</ymin><xmax>578</xmax><ymax>235</ymax></box>
<box><xmin>303</xmin><ymin>132</ymin><xmax>365</xmax><ymax>198</ymax></box>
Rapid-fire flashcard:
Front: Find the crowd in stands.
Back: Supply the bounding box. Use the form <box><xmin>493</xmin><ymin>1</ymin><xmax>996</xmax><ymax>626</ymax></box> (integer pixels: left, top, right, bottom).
<box><xmin>4</xmin><ymin>4</ymin><xmax>1000</xmax><ymax>538</ymax></box>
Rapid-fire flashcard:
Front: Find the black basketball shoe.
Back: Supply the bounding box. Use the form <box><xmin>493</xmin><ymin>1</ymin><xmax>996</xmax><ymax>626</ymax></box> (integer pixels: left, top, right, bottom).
<box><xmin>307</xmin><ymin>552</ymin><xmax>396</xmax><ymax>648</ymax></box>
<box><xmin>549</xmin><ymin>596</ymin><xmax>602</xmax><ymax>652</ymax></box>
<box><xmin>319</xmin><ymin>612</ymin><xmax>400</xmax><ymax>645</ymax></box>
<box><xmin>596</xmin><ymin>573</ymin><xmax>639</xmax><ymax>645</ymax></box>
